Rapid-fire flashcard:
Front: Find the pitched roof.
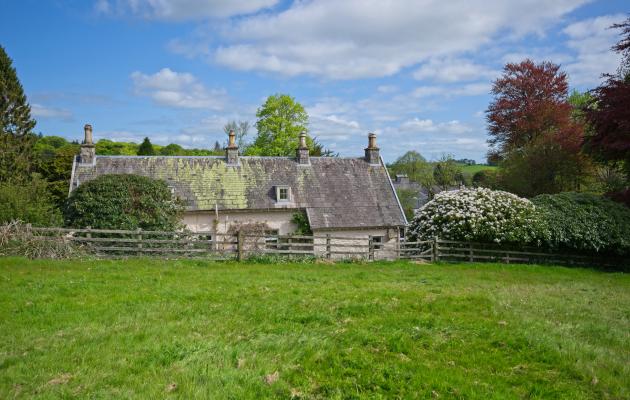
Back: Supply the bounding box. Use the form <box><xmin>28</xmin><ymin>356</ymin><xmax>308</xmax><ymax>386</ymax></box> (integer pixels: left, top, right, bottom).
<box><xmin>70</xmin><ymin>155</ymin><xmax>407</xmax><ymax>230</ymax></box>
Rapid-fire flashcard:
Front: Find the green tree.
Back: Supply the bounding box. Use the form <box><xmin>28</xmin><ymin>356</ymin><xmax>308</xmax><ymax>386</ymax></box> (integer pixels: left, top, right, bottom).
<box><xmin>248</xmin><ymin>94</ymin><xmax>309</xmax><ymax>156</ymax></box>
<box><xmin>0</xmin><ymin>45</ymin><xmax>36</xmax><ymax>182</ymax></box>
<box><xmin>395</xmin><ymin>188</ymin><xmax>418</xmax><ymax>221</ymax></box>
<box><xmin>64</xmin><ymin>174</ymin><xmax>183</xmax><ymax>230</ymax></box>
<box><xmin>0</xmin><ymin>175</ymin><xmax>62</xmax><ymax>226</ymax></box>
<box><xmin>159</xmin><ymin>143</ymin><xmax>185</xmax><ymax>156</ymax></box>
<box><xmin>96</xmin><ymin>139</ymin><xmax>138</xmax><ymax>155</ymax></box>
<box><xmin>388</xmin><ymin>151</ymin><xmax>434</xmax><ymax>188</ymax></box>
<box><xmin>433</xmin><ymin>156</ymin><xmax>463</xmax><ymax>190</ymax></box>
<box><xmin>137</xmin><ymin>137</ymin><xmax>156</xmax><ymax>156</ymax></box>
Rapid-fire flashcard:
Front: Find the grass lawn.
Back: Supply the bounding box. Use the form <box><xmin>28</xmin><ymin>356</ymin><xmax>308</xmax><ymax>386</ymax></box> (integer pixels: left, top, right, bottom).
<box><xmin>0</xmin><ymin>258</ymin><xmax>628</xmax><ymax>399</ymax></box>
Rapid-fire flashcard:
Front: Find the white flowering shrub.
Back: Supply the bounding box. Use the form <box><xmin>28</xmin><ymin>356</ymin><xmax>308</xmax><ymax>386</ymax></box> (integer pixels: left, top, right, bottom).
<box><xmin>407</xmin><ymin>188</ymin><xmax>539</xmax><ymax>244</ymax></box>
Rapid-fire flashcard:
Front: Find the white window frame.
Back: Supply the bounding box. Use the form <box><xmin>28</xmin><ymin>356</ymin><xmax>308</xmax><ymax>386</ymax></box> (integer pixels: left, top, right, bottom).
<box><xmin>276</xmin><ymin>186</ymin><xmax>290</xmax><ymax>203</ymax></box>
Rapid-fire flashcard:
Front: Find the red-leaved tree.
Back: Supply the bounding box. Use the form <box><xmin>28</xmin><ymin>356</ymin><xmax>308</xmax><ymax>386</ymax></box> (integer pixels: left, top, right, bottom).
<box><xmin>486</xmin><ymin>59</ymin><xmax>588</xmax><ymax>197</ymax></box>
<box><xmin>583</xmin><ymin>17</ymin><xmax>630</xmax><ymax>205</ymax></box>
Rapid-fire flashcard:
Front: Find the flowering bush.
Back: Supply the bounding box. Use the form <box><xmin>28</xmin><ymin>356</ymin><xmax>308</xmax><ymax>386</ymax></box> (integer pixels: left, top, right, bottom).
<box><xmin>407</xmin><ymin>188</ymin><xmax>539</xmax><ymax>244</ymax></box>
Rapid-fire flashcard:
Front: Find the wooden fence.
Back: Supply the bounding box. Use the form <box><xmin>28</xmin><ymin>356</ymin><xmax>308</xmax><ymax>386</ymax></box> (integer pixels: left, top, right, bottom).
<box><xmin>23</xmin><ymin>227</ymin><xmax>626</xmax><ymax>267</ymax></box>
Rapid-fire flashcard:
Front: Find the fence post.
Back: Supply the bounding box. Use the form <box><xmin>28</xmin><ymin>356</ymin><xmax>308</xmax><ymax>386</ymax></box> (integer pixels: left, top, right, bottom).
<box><xmin>137</xmin><ymin>228</ymin><xmax>142</xmax><ymax>254</ymax></box>
<box><xmin>237</xmin><ymin>230</ymin><xmax>244</xmax><ymax>261</ymax></box>
<box><xmin>368</xmin><ymin>235</ymin><xmax>374</xmax><ymax>261</ymax></box>
<box><xmin>469</xmin><ymin>243</ymin><xmax>474</xmax><ymax>262</ymax></box>
<box><xmin>432</xmin><ymin>236</ymin><xmax>439</xmax><ymax>262</ymax></box>
<box><xmin>326</xmin><ymin>234</ymin><xmax>331</xmax><ymax>259</ymax></box>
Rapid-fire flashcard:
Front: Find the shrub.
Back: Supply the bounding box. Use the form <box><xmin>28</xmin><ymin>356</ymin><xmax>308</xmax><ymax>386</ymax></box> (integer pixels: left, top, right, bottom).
<box><xmin>64</xmin><ymin>174</ymin><xmax>183</xmax><ymax>230</ymax></box>
<box><xmin>533</xmin><ymin>192</ymin><xmax>630</xmax><ymax>255</ymax></box>
<box><xmin>407</xmin><ymin>187</ymin><xmax>539</xmax><ymax>244</ymax></box>
<box><xmin>0</xmin><ymin>221</ymin><xmax>83</xmax><ymax>259</ymax></box>
<box><xmin>0</xmin><ymin>175</ymin><xmax>62</xmax><ymax>226</ymax></box>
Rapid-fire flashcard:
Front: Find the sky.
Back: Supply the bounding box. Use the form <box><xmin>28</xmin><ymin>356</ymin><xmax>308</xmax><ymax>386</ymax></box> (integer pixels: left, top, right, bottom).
<box><xmin>1</xmin><ymin>1</ymin><xmax>627</xmax><ymax>163</ymax></box>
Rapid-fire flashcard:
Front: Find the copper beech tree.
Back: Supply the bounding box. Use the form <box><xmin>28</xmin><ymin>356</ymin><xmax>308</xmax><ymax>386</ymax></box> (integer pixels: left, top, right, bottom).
<box><xmin>486</xmin><ymin>59</ymin><xmax>589</xmax><ymax>197</ymax></box>
<box><xmin>584</xmin><ymin>17</ymin><xmax>630</xmax><ymax>204</ymax></box>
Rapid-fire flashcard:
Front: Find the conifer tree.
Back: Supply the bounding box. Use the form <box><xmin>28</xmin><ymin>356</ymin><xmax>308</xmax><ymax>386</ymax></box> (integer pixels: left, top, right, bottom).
<box><xmin>0</xmin><ymin>45</ymin><xmax>36</xmax><ymax>182</ymax></box>
<box><xmin>137</xmin><ymin>137</ymin><xmax>156</xmax><ymax>155</ymax></box>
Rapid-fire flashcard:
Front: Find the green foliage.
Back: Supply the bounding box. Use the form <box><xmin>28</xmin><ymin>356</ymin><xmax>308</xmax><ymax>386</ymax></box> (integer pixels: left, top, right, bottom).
<box><xmin>291</xmin><ymin>211</ymin><xmax>312</xmax><ymax>235</ymax></box>
<box><xmin>0</xmin><ymin>175</ymin><xmax>62</xmax><ymax>226</ymax></box>
<box><xmin>64</xmin><ymin>174</ymin><xmax>183</xmax><ymax>230</ymax></box>
<box><xmin>497</xmin><ymin>136</ymin><xmax>590</xmax><ymax>197</ymax></box>
<box><xmin>533</xmin><ymin>192</ymin><xmax>630</xmax><ymax>255</ymax></box>
<box><xmin>0</xmin><ymin>45</ymin><xmax>36</xmax><ymax>183</ymax></box>
<box><xmin>159</xmin><ymin>143</ymin><xmax>185</xmax><ymax>155</ymax></box>
<box><xmin>248</xmin><ymin>94</ymin><xmax>309</xmax><ymax>156</ymax></box>
<box><xmin>433</xmin><ymin>156</ymin><xmax>464</xmax><ymax>190</ymax></box>
<box><xmin>472</xmin><ymin>169</ymin><xmax>500</xmax><ymax>189</ymax></box>
<box><xmin>137</xmin><ymin>137</ymin><xmax>156</xmax><ymax>156</ymax></box>
<box><xmin>396</xmin><ymin>188</ymin><xmax>417</xmax><ymax>221</ymax></box>
<box><xmin>1</xmin><ymin>258</ymin><xmax>629</xmax><ymax>398</ymax></box>
<box><xmin>96</xmin><ymin>139</ymin><xmax>139</xmax><ymax>155</ymax></box>
<box><xmin>388</xmin><ymin>151</ymin><xmax>434</xmax><ymax>188</ymax></box>
<box><xmin>34</xmin><ymin>142</ymin><xmax>79</xmax><ymax>207</ymax></box>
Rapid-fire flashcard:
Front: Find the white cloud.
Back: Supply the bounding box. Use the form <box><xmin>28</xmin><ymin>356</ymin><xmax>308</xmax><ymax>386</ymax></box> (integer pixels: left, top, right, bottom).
<box><xmin>131</xmin><ymin>68</ymin><xmax>225</xmax><ymax>109</ymax></box>
<box><xmin>31</xmin><ymin>104</ymin><xmax>73</xmax><ymax>121</ymax></box>
<box><xmin>413</xmin><ymin>58</ymin><xmax>498</xmax><ymax>82</ymax></box>
<box><xmin>95</xmin><ymin>0</ymin><xmax>278</xmax><ymax>20</ymax></box>
<box><xmin>400</xmin><ymin>118</ymin><xmax>472</xmax><ymax>134</ymax></box>
<box><xmin>563</xmin><ymin>14</ymin><xmax>625</xmax><ymax>86</ymax></box>
<box><xmin>376</xmin><ymin>85</ymin><xmax>398</xmax><ymax>94</ymax></box>
<box><xmin>411</xmin><ymin>83</ymin><xmax>490</xmax><ymax>98</ymax></box>
<box><xmin>210</xmin><ymin>0</ymin><xmax>589</xmax><ymax>79</ymax></box>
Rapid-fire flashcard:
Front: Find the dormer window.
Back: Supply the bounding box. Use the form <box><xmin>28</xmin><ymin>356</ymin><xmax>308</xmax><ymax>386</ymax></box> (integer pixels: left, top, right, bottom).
<box><xmin>276</xmin><ymin>186</ymin><xmax>290</xmax><ymax>202</ymax></box>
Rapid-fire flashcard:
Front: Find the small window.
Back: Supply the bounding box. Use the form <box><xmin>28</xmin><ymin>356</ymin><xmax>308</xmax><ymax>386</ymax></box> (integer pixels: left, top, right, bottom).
<box><xmin>372</xmin><ymin>236</ymin><xmax>384</xmax><ymax>250</ymax></box>
<box><xmin>276</xmin><ymin>186</ymin><xmax>290</xmax><ymax>202</ymax></box>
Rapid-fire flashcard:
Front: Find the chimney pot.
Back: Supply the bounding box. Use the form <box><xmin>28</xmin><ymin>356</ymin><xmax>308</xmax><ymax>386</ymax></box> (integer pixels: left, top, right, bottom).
<box><xmin>227</xmin><ymin>129</ymin><xmax>237</xmax><ymax>149</ymax></box>
<box><xmin>296</xmin><ymin>131</ymin><xmax>310</xmax><ymax>165</ymax></box>
<box><xmin>225</xmin><ymin>129</ymin><xmax>239</xmax><ymax>165</ymax></box>
<box><xmin>79</xmin><ymin>123</ymin><xmax>96</xmax><ymax>164</ymax></box>
<box><xmin>365</xmin><ymin>132</ymin><xmax>380</xmax><ymax>165</ymax></box>
<box><xmin>84</xmin><ymin>124</ymin><xmax>93</xmax><ymax>145</ymax></box>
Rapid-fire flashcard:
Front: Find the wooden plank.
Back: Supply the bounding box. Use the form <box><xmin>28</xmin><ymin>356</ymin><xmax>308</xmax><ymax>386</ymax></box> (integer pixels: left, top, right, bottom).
<box><xmin>256</xmin><ymin>249</ymin><xmax>315</xmax><ymax>255</ymax></box>
<box><xmin>92</xmin><ymin>246</ymin><xmax>212</xmax><ymax>253</ymax></box>
<box><xmin>70</xmin><ymin>237</ymin><xmax>234</xmax><ymax>245</ymax></box>
<box><xmin>31</xmin><ymin>227</ymin><xmax>215</xmax><ymax>236</ymax></box>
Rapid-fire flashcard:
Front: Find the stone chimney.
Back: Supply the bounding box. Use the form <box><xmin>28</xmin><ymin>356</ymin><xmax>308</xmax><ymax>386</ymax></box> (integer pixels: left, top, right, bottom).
<box><xmin>225</xmin><ymin>129</ymin><xmax>239</xmax><ymax>165</ymax></box>
<box><xmin>296</xmin><ymin>131</ymin><xmax>310</xmax><ymax>165</ymax></box>
<box><xmin>364</xmin><ymin>132</ymin><xmax>380</xmax><ymax>165</ymax></box>
<box><xmin>79</xmin><ymin>123</ymin><xmax>96</xmax><ymax>164</ymax></box>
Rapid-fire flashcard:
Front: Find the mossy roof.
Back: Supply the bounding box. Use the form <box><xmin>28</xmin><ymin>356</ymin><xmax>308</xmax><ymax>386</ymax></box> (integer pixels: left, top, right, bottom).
<box><xmin>71</xmin><ymin>155</ymin><xmax>406</xmax><ymax>230</ymax></box>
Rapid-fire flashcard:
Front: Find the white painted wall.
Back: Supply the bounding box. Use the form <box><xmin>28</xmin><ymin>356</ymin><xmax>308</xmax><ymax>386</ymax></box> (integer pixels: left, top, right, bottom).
<box><xmin>182</xmin><ymin>210</ymin><xmax>297</xmax><ymax>235</ymax></box>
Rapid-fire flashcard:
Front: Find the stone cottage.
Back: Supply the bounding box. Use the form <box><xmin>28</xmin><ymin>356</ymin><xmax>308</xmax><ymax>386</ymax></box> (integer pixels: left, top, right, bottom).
<box><xmin>69</xmin><ymin>124</ymin><xmax>407</xmax><ymax>254</ymax></box>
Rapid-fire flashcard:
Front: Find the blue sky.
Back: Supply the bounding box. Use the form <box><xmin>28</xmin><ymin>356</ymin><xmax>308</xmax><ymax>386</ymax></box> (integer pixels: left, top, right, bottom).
<box><xmin>1</xmin><ymin>0</ymin><xmax>627</xmax><ymax>162</ymax></box>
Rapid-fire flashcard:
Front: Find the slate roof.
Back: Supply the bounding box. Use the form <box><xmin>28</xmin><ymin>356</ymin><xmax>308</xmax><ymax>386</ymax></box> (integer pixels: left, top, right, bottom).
<box><xmin>70</xmin><ymin>155</ymin><xmax>407</xmax><ymax>230</ymax></box>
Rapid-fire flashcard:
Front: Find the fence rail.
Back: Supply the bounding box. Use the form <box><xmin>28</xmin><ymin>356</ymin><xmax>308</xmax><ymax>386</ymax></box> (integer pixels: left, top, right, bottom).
<box><xmin>14</xmin><ymin>226</ymin><xmax>625</xmax><ymax>267</ymax></box>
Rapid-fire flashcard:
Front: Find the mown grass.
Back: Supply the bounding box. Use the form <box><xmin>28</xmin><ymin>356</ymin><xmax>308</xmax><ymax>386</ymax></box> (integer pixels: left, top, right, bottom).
<box><xmin>0</xmin><ymin>258</ymin><xmax>628</xmax><ymax>399</ymax></box>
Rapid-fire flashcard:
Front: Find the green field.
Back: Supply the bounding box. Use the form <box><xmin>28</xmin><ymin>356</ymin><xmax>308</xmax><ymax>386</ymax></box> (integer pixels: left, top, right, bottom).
<box><xmin>1</xmin><ymin>258</ymin><xmax>628</xmax><ymax>399</ymax></box>
<box><xmin>458</xmin><ymin>164</ymin><xmax>498</xmax><ymax>176</ymax></box>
